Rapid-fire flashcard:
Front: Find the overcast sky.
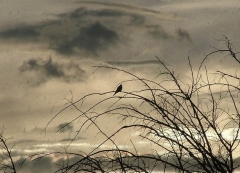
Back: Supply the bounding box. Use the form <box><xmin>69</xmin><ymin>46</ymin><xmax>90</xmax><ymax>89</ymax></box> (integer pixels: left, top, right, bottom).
<box><xmin>0</xmin><ymin>0</ymin><xmax>240</xmax><ymax>172</ymax></box>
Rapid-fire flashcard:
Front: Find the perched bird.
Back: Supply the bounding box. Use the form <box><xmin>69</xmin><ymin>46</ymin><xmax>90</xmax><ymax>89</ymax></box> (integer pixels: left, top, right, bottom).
<box><xmin>113</xmin><ymin>84</ymin><xmax>122</xmax><ymax>96</ymax></box>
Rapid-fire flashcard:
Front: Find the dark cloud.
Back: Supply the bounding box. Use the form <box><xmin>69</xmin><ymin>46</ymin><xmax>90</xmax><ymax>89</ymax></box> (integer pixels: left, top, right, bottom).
<box><xmin>14</xmin><ymin>139</ymin><xmax>36</xmax><ymax>144</ymax></box>
<box><xmin>60</xmin><ymin>137</ymin><xmax>86</xmax><ymax>142</ymax></box>
<box><xmin>16</xmin><ymin>156</ymin><xmax>55</xmax><ymax>173</ymax></box>
<box><xmin>68</xmin><ymin>8</ymin><xmax>145</xmax><ymax>26</ymax></box>
<box><xmin>68</xmin><ymin>7</ymin><xmax>125</xmax><ymax>19</ymax></box>
<box><xmin>56</xmin><ymin>21</ymin><xmax>119</xmax><ymax>55</ymax></box>
<box><xmin>0</xmin><ymin>4</ymin><xmax>150</xmax><ymax>57</ymax></box>
<box><xmin>60</xmin><ymin>7</ymin><xmax>145</xmax><ymax>26</ymax></box>
<box><xmin>15</xmin><ymin>154</ymin><xmax>84</xmax><ymax>173</ymax></box>
<box><xmin>57</xmin><ymin>122</ymin><xmax>73</xmax><ymax>133</ymax></box>
<box><xmin>0</xmin><ymin>2</ymin><xmax>175</xmax><ymax>58</ymax></box>
<box><xmin>20</xmin><ymin>57</ymin><xmax>64</xmax><ymax>77</ymax></box>
<box><xmin>0</xmin><ymin>10</ymin><xmax>121</xmax><ymax>56</ymax></box>
<box><xmin>93</xmin><ymin>9</ymin><xmax>126</xmax><ymax>17</ymax></box>
<box><xmin>77</xmin><ymin>1</ymin><xmax>164</xmax><ymax>16</ymax></box>
<box><xmin>14</xmin><ymin>153</ymin><xmax>240</xmax><ymax>173</ymax></box>
<box><xmin>0</xmin><ymin>25</ymin><xmax>40</xmax><ymax>41</ymax></box>
<box><xmin>30</xmin><ymin>127</ymin><xmax>44</xmax><ymax>133</ymax></box>
<box><xmin>19</xmin><ymin>57</ymin><xmax>86</xmax><ymax>85</ymax></box>
<box><xmin>130</xmin><ymin>14</ymin><xmax>145</xmax><ymax>26</ymax></box>
<box><xmin>177</xmin><ymin>28</ymin><xmax>192</xmax><ymax>42</ymax></box>
<box><xmin>146</xmin><ymin>24</ymin><xmax>172</xmax><ymax>39</ymax></box>
<box><xmin>6</xmin><ymin>137</ymin><xmax>240</xmax><ymax>173</ymax></box>
<box><xmin>107</xmin><ymin>60</ymin><xmax>161</xmax><ymax>66</ymax></box>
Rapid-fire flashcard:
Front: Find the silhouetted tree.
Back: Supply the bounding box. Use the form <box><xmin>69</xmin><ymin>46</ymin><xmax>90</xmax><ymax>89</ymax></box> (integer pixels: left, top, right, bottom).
<box><xmin>47</xmin><ymin>37</ymin><xmax>240</xmax><ymax>173</ymax></box>
<box><xmin>0</xmin><ymin>129</ymin><xmax>17</xmax><ymax>173</ymax></box>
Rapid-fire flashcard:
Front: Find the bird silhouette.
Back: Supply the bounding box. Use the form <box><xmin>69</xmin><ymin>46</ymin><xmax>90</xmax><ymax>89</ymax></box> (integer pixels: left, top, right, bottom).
<box><xmin>113</xmin><ymin>84</ymin><xmax>122</xmax><ymax>96</ymax></box>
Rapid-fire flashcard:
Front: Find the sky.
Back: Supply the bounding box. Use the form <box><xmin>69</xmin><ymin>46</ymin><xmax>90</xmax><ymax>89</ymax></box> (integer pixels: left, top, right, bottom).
<box><xmin>0</xmin><ymin>0</ymin><xmax>240</xmax><ymax>172</ymax></box>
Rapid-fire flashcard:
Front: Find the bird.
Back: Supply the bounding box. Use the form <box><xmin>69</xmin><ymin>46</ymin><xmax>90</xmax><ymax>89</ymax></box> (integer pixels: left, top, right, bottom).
<box><xmin>113</xmin><ymin>84</ymin><xmax>122</xmax><ymax>96</ymax></box>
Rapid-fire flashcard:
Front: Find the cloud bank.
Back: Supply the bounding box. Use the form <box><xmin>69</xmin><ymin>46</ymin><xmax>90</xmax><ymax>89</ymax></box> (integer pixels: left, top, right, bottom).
<box><xmin>0</xmin><ymin>2</ymin><xmax>189</xmax><ymax>61</ymax></box>
<box><xmin>19</xmin><ymin>57</ymin><xmax>86</xmax><ymax>85</ymax></box>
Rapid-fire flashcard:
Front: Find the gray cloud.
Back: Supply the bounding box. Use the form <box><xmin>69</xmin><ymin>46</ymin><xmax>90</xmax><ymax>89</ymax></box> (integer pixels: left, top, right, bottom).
<box><xmin>0</xmin><ymin>25</ymin><xmax>40</xmax><ymax>41</ymax></box>
<box><xmin>0</xmin><ymin>4</ymin><xmax>163</xmax><ymax>57</ymax></box>
<box><xmin>19</xmin><ymin>57</ymin><xmax>86</xmax><ymax>85</ymax></box>
<box><xmin>56</xmin><ymin>21</ymin><xmax>119</xmax><ymax>55</ymax></box>
<box><xmin>146</xmin><ymin>24</ymin><xmax>172</xmax><ymax>39</ymax></box>
<box><xmin>107</xmin><ymin>60</ymin><xmax>161</xmax><ymax>66</ymax></box>
<box><xmin>57</xmin><ymin>122</ymin><xmax>74</xmax><ymax>133</ymax></box>
<box><xmin>73</xmin><ymin>7</ymin><xmax>145</xmax><ymax>26</ymax></box>
<box><xmin>0</xmin><ymin>1</ymin><xmax>186</xmax><ymax>63</ymax></box>
<box><xmin>14</xmin><ymin>154</ymin><xmax>84</xmax><ymax>173</ymax></box>
<box><xmin>60</xmin><ymin>136</ymin><xmax>86</xmax><ymax>142</ymax></box>
<box><xmin>13</xmin><ymin>153</ymin><xmax>240</xmax><ymax>173</ymax></box>
<box><xmin>19</xmin><ymin>57</ymin><xmax>64</xmax><ymax>77</ymax></box>
<box><xmin>130</xmin><ymin>14</ymin><xmax>145</xmax><ymax>26</ymax></box>
<box><xmin>16</xmin><ymin>156</ymin><xmax>55</xmax><ymax>173</ymax></box>
<box><xmin>0</xmin><ymin>9</ymin><xmax>121</xmax><ymax>56</ymax></box>
<box><xmin>68</xmin><ymin>7</ymin><xmax>125</xmax><ymax>19</ymax></box>
<box><xmin>77</xmin><ymin>1</ymin><xmax>165</xmax><ymax>16</ymax></box>
<box><xmin>177</xmin><ymin>28</ymin><xmax>192</xmax><ymax>42</ymax></box>
<box><xmin>60</xmin><ymin>7</ymin><xmax>146</xmax><ymax>26</ymax></box>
